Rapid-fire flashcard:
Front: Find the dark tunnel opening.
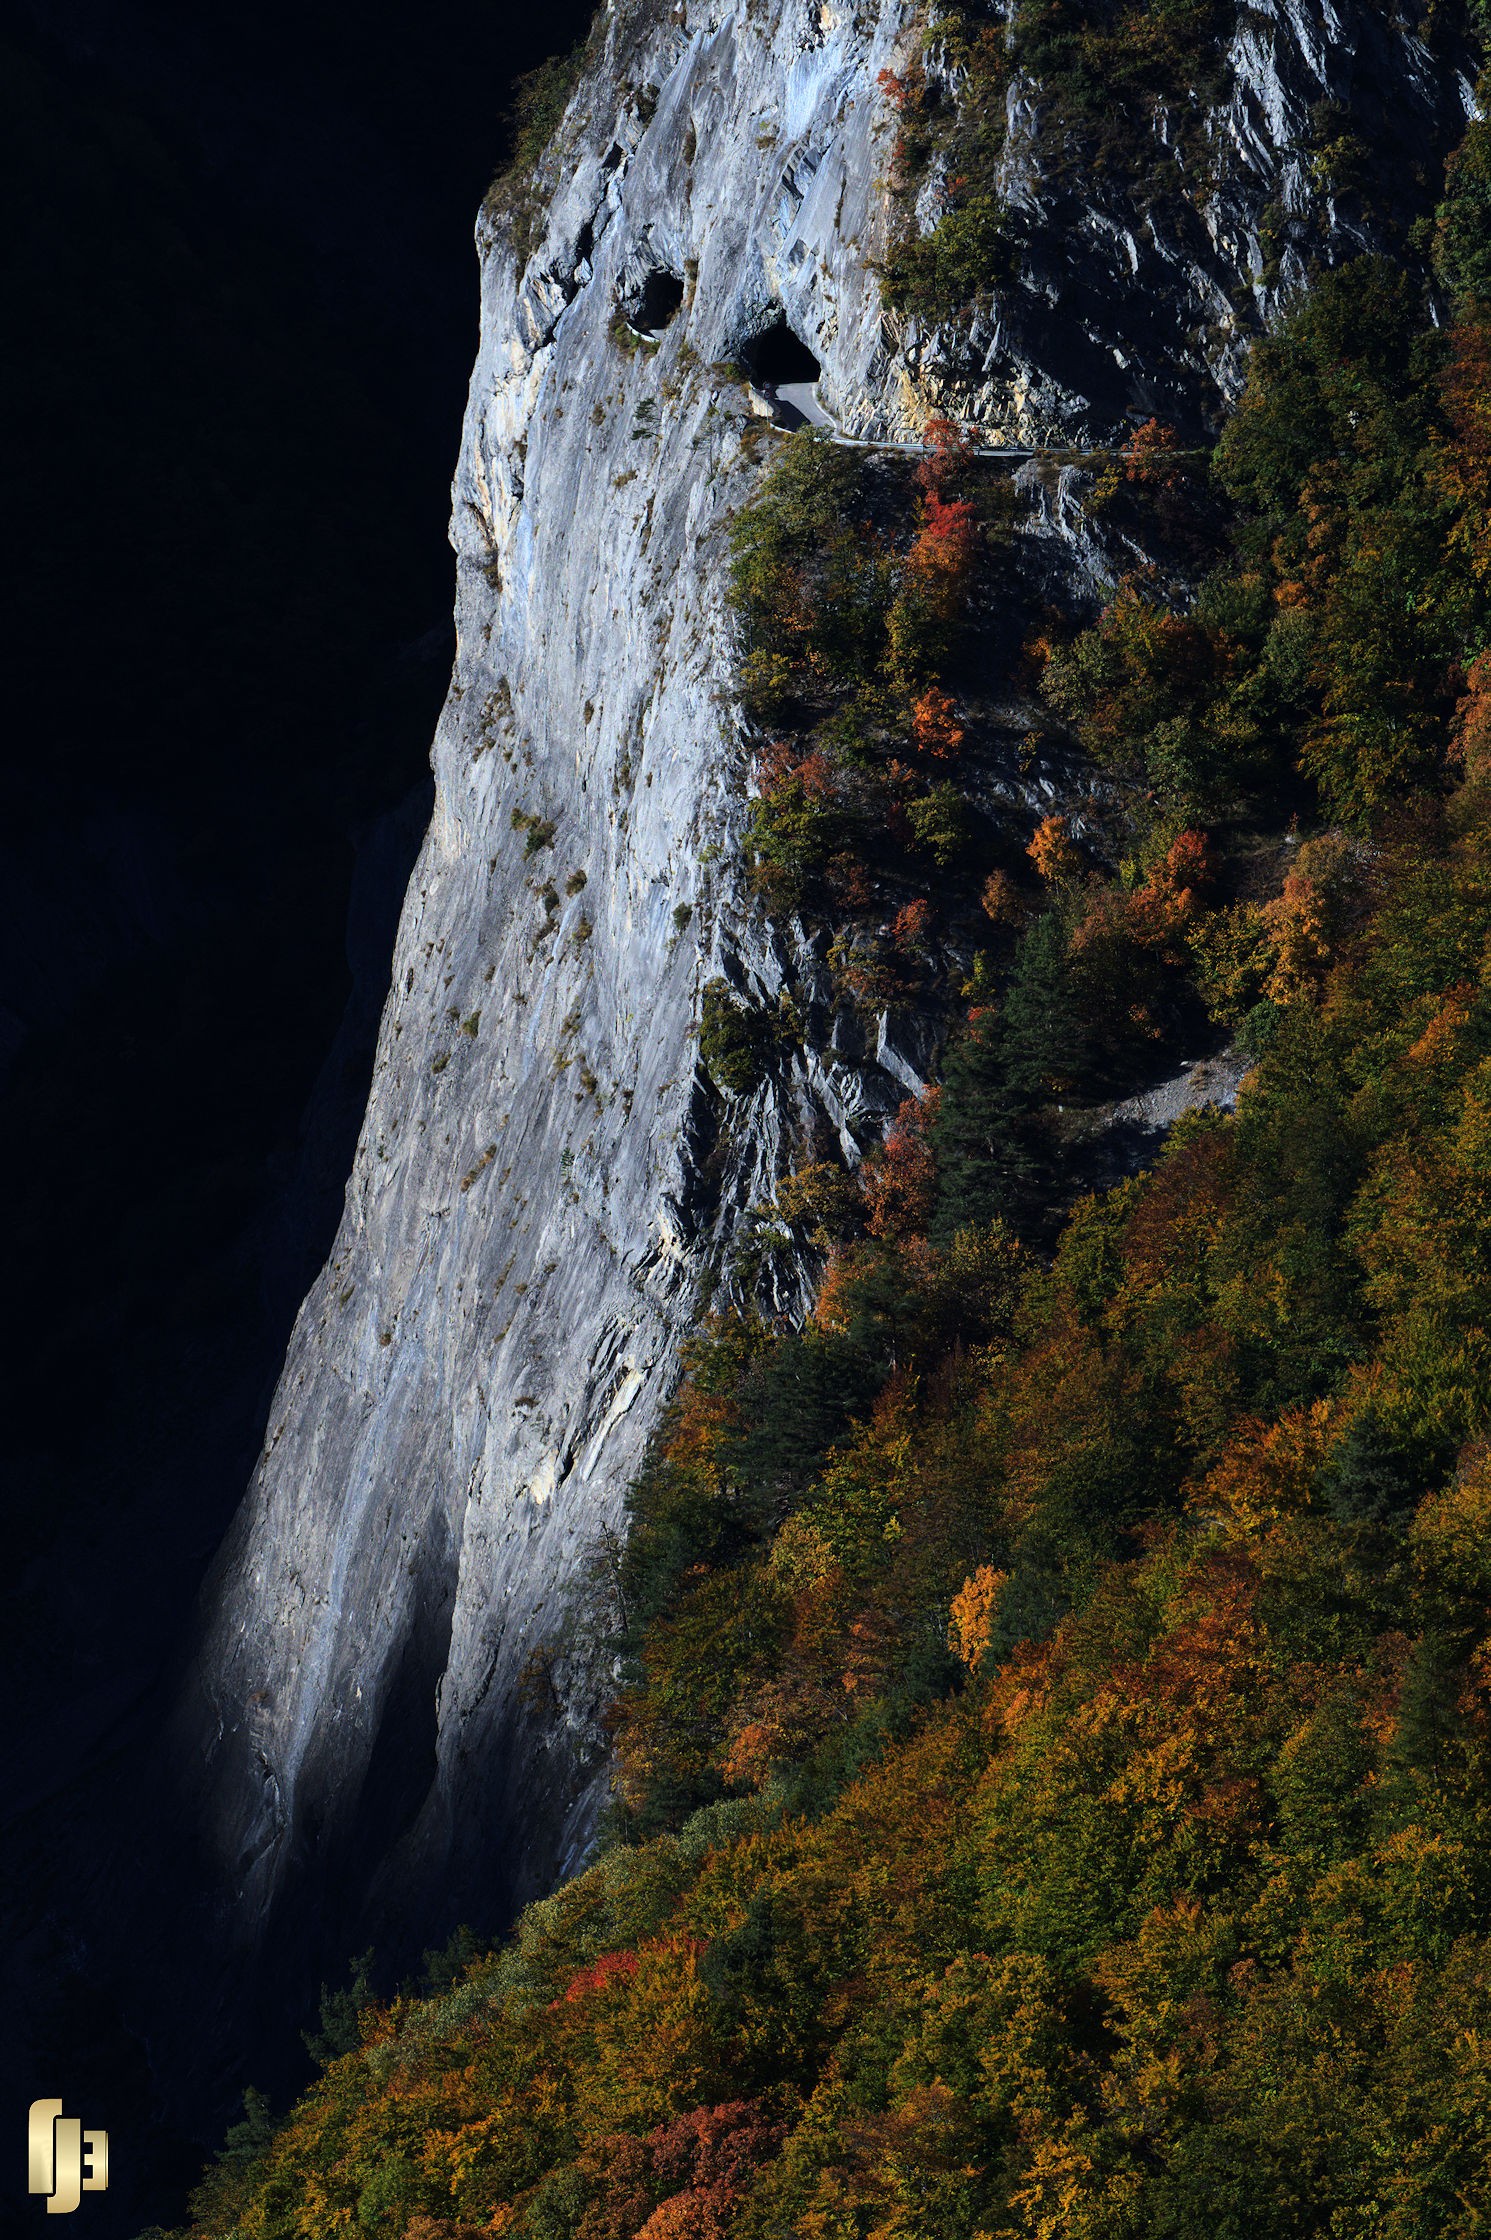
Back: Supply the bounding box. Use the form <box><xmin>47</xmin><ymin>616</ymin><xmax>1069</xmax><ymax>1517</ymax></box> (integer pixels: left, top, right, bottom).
<box><xmin>739</xmin><ymin>314</ymin><xmax>821</xmax><ymax>385</ymax></box>
<box><xmin>629</xmin><ymin>267</ymin><xmax>685</xmax><ymax>332</ymax></box>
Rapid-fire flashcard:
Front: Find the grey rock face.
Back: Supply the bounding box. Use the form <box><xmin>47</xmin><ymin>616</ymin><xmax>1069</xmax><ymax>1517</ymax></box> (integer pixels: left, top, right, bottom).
<box><xmin>910</xmin><ymin>0</ymin><xmax>1471</xmax><ymax>441</ymax></box>
<box><xmin>187</xmin><ymin>0</ymin><xmax>921</xmax><ymax>1943</ymax></box>
<box><xmin>184</xmin><ymin>0</ymin><xmax>1473</xmax><ymax>1952</ymax></box>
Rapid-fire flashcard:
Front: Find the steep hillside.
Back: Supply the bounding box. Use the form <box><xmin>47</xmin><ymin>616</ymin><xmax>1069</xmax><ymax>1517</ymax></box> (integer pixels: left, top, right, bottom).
<box><xmin>175</xmin><ymin>98</ymin><xmax>1491</xmax><ymax>2223</ymax></box>
<box><xmin>181</xmin><ymin>0</ymin><xmax>1475</xmax><ymax>2024</ymax></box>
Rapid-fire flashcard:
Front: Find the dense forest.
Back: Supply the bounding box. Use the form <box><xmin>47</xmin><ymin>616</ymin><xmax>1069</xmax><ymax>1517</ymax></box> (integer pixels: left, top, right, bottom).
<box><xmin>164</xmin><ymin>6</ymin><xmax>1491</xmax><ymax>2236</ymax></box>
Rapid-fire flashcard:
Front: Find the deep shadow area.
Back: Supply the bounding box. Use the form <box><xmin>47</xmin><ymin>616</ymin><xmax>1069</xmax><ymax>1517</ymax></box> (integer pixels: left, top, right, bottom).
<box><xmin>0</xmin><ymin>2</ymin><xmax>592</xmax><ymax>2230</ymax></box>
<box><xmin>630</xmin><ymin>266</ymin><xmax>686</xmax><ymax>332</ymax></box>
<box><xmin>740</xmin><ymin>313</ymin><xmax>822</xmax><ymax>385</ymax></box>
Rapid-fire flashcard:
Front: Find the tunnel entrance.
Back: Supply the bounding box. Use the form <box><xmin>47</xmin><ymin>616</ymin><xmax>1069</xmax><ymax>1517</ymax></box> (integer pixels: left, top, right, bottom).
<box><xmin>740</xmin><ymin>314</ymin><xmax>821</xmax><ymax>386</ymax></box>
<box><xmin>624</xmin><ymin>267</ymin><xmax>685</xmax><ymax>333</ymax></box>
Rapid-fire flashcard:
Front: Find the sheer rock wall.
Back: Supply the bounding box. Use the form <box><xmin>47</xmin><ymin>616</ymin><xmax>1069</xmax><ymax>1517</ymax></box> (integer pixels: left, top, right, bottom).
<box><xmin>185</xmin><ymin>0</ymin><xmax>1471</xmax><ymax>1957</ymax></box>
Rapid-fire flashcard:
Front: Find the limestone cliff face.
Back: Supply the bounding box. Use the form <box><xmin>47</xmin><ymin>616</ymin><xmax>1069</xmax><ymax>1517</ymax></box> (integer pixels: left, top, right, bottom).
<box><xmin>186</xmin><ymin>0</ymin><xmax>1471</xmax><ymax>1952</ymax></box>
<box><xmin>911</xmin><ymin>0</ymin><xmax>1472</xmax><ymax>436</ymax></box>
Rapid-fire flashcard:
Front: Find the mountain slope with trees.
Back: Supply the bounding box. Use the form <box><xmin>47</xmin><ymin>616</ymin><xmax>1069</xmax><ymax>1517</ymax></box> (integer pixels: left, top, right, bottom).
<box><xmin>162</xmin><ymin>9</ymin><xmax>1491</xmax><ymax>2237</ymax></box>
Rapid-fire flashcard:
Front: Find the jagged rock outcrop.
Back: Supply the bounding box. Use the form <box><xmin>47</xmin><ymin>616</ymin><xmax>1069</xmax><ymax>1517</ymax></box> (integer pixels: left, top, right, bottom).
<box><xmin>910</xmin><ymin>0</ymin><xmax>1473</xmax><ymax>438</ymax></box>
<box><xmin>184</xmin><ymin>0</ymin><xmax>1473</xmax><ymax>1961</ymax></box>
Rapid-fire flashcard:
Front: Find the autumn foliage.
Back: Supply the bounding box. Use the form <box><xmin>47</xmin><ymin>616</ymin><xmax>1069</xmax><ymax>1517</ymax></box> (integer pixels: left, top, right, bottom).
<box><xmin>860</xmin><ymin>1089</ymin><xmax>940</xmax><ymax>1237</ymax></box>
<box><xmin>172</xmin><ymin>84</ymin><xmax>1491</xmax><ymax>2240</ymax></box>
<box><xmin>724</xmin><ymin>428</ymin><xmax>991</xmax><ymax>915</ymax></box>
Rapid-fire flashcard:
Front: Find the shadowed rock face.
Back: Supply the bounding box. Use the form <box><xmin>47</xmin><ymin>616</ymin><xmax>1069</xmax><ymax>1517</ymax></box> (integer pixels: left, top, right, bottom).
<box><xmin>183</xmin><ymin>0</ymin><xmax>1472</xmax><ymax>1995</ymax></box>
<box><xmin>908</xmin><ymin>0</ymin><xmax>1474</xmax><ymax>442</ymax></box>
<box><xmin>0</xmin><ymin>5</ymin><xmax>591</xmax><ymax>2222</ymax></box>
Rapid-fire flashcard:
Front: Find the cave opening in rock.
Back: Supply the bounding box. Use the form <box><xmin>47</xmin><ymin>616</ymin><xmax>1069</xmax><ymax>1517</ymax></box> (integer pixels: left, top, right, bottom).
<box><xmin>630</xmin><ymin>267</ymin><xmax>685</xmax><ymax>332</ymax></box>
<box><xmin>739</xmin><ymin>314</ymin><xmax>821</xmax><ymax>386</ymax></box>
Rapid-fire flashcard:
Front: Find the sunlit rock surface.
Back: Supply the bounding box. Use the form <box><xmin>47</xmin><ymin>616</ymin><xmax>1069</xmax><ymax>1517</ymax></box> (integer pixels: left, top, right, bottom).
<box><xmin>185</xmin><ymin>0</ymin><xmax>1472</xmax><ymax>1954</ymax></box>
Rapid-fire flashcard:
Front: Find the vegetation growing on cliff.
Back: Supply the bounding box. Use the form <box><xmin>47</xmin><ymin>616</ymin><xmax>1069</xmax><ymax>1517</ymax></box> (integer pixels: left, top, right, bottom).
<box><xmin>879</xmin><ymin>0</ymin><xmax>1474</xmax><ymax>325</ymax></box>
<box><xmin>168</xmin><ymin>66</ymin><xmax>1491</xmax><ymax>2240</ymax></box>
<box><xmin>880</xmin><ymin>0</ymin><xmax>1237</xmax><ymax>316</ymax></box>
<box><xmin>725</xmin><ymin>424</ymin><xmax>1003</xmax><ymax>925</ymax></box>
<box><xmin>481</xmin><ymin>12</ymin><xmax>605</xmax><ymax>251</ymax></box>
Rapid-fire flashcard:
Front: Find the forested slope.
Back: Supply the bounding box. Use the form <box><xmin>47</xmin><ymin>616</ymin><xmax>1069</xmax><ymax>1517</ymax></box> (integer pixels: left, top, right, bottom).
<box><xmin>165</xmin><ymin>9</ymin><xmax>1491</xmax><ymax>2236</ymax></box>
